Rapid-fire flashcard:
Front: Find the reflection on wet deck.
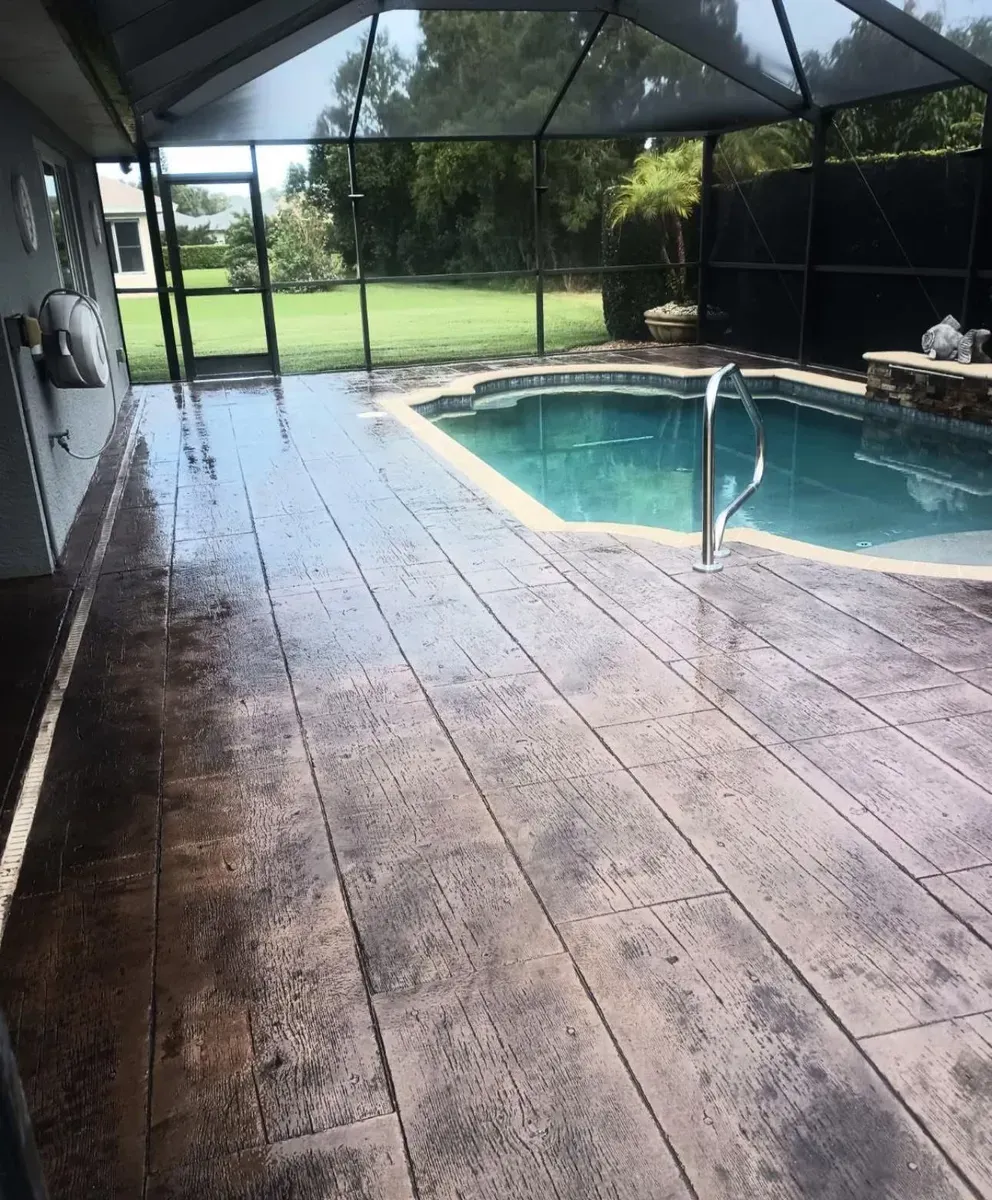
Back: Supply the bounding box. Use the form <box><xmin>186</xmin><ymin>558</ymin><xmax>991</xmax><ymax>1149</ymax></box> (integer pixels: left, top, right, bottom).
<box><xmin>1</xmin><ymin>352</ymin><xmax>991</xmax><ymax>1199</ymax></box>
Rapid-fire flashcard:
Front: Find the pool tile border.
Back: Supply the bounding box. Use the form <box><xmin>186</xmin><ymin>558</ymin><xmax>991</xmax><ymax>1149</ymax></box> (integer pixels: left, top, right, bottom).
<box><xmin>378</xmin><ymin>363</ymin><xmax>992</xmax><ymax>581</ymax></box>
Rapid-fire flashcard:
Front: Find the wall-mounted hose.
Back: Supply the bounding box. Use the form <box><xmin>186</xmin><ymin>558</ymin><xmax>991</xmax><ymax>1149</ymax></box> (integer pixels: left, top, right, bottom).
<box><xmin>38</xmin><ymin>289</ymin><xmax>118</xmax><ymax>462</ymax></box>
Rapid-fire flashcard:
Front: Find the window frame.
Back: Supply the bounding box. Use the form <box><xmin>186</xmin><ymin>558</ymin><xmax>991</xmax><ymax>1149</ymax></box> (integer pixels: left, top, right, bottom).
<box><xmin>35</xmin><ymin>141</ymin><xmax>88</xmax><ymax>295</ymax></box>
<box><xmin>107</xmin><ymin>218</ymin><xmax>146</xmax><ymax>275</ymax></box>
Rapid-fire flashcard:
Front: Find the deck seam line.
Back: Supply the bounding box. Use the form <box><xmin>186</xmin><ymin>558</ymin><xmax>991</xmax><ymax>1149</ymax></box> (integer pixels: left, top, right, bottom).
<box><xmin>898</xmin><ymin>573</ymin><xmax>992</xmax><ymax>629</ymax></box>
<box><xmin>858</xmin><ymin>1004</ymin><xmax>992</xmax><ymax>1043</ymax></box>
<box><xmin>142</xmin><ymin>396</ymin><xmax>181</xmax><ymax>1198</ymax></box>
<box><xmin>559</xmin><ymin>888</ymin><xmax>730</xmax><ymax>927</ymax></box>
<box><xmin>236</xmin><ymin>419</ymin><xmax>421</xmax><ymax>1200</ymax></box>
<box><xmin>918</xmin><ymin>863</ymin><xmax>992</xmax><ymax>880</ymax></box>
<box><xmin>0</xmin><ymin>398</ymin><xmax>145</xmax><ymax>942</ymax></box>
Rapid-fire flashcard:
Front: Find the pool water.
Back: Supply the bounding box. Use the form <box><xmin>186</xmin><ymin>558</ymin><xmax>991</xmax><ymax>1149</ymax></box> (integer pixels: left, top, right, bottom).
<box><xmin>432</xmin><ymin>387</ymin><xmax>992</xmax><ymax>556</ymax></box>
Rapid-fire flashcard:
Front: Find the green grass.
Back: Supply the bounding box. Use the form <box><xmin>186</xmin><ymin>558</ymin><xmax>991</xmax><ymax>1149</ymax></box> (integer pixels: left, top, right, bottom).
<box><xmin>158</xmin><ymin>267</ymin><xmax>229</xmax><ymax>289</ymax></box>
<box><xmin>118</xmin><ymin>280</ymin><xmax>609</xmax><ymax>381</ymax></box>
<box><xmin>176</xmin><ymin>267</ymin><xmax>228</xmax><ymax>288</ymax></box>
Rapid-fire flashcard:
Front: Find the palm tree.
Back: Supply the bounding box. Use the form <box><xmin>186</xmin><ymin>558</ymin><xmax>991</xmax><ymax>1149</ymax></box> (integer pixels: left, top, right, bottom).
<box><xmin>608</xmin><ymin>124</ymin><xmax>809</xmax><ymax>303</ymax></box>
<box><xmin>610</xmin><ymin>140</ymin><xmax>701</xmax><ymax>276</ymax></box>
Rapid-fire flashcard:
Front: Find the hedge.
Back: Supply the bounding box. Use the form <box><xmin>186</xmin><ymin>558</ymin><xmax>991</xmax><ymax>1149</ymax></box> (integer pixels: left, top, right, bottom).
<box><xmin>179</xmin><ymin>244</ymin><xmax>226</xmax><ymax>270</ymax></box>
<box><xmin>601</xmin><ymin>200</ymin><xmax>682</xmax><ymax>340</ymax></box>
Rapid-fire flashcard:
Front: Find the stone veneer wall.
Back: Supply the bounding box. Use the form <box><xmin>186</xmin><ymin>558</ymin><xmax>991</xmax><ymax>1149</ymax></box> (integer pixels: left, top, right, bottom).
<box><xmin>866</xmin><ymin>361</ymin><xmax>992</xmax><ymax>425</ymax></box>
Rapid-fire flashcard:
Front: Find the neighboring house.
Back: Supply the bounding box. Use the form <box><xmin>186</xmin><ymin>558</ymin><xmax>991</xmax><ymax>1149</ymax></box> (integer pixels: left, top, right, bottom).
<box><xmin>98</xmin><ymin>176</ymin><xmax>283</xmax><ymax>284</ymax></box>
<box><xmin>98</xmin><ymin>175</ymin><xmax>160</xmax><ymax>289</ymax></box>
<box><xmin>99</xmin><ymin>174</ymin><xmax>209</xmax><ymax>286</ymax></box>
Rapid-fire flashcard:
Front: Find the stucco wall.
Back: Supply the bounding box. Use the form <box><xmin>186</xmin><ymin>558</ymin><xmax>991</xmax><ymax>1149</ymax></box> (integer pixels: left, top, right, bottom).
<box><xmin>108</xmin><ymin>212</ymin><xmax>159</xmax><ymax>291</ymax></box>
<box><xmin>0</xmin><ymin>76</ymin><xmax>129</xmax><ymax>578</ymax></box>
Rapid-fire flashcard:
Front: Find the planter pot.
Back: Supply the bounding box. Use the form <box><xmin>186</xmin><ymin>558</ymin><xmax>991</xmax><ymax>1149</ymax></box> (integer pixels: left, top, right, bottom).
<box><xmin>644</xmin><ymin>312</ymin><xmax>697</xmax><ymax>344</ymax></box>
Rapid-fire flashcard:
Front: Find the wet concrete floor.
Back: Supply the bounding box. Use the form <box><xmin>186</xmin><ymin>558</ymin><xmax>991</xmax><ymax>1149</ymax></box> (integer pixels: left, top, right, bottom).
<box><xmin>0</xmin><ymin>347</ymin><xmax>991</xmax><ymax>1198</ymax></box>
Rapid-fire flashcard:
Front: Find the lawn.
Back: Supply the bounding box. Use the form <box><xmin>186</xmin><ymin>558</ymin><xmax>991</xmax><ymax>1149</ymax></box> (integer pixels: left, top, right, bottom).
<box><xmin>117</xmin><ymin>277</ymin><xmax>609</xmax><ymax>381</ymax></box>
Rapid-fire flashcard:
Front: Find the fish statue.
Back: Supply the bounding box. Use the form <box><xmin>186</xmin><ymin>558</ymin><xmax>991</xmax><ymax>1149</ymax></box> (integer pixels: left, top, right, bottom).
<box><xmin>921</xmin><ymin>314</ymin><xmax>991</xmax><ymax>364</ymax></box>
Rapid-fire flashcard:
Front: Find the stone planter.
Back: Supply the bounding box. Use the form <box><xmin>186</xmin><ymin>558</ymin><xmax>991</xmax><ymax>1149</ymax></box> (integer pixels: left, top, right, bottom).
<box><xmin>644</xmin><ymin>311</ymin><xmax>697</xmax><ymax>344</ymax></box>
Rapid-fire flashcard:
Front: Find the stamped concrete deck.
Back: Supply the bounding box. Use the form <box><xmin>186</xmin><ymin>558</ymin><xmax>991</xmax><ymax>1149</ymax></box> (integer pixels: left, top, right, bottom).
<box><xmin>1</xmin><ymin>350</ymin><xmax>992</xmax><ymax>1199</ymax></box>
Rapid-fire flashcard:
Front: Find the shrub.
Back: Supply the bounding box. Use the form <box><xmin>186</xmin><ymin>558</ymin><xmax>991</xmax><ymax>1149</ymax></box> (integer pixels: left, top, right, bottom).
<box><xmin>180</xmin><ymin>244</ymin><xmax>226</xmax><ymax>270</ymax></box>
<box><xmin>227</xmin><ymin>259</ymin><xmax>261</xmax><ymax>288</ymax></box>
<box><xmin>601</xmin><ymin>200</ymin><xmax>677</xmax><ymax>340</ymax></box>
<box><xmin>224</xmin><ymin>211</ymin><xmax>262</xmax><ymax>288</ymax></box>
<box><xmin>268</xmin><ymin>195</ymin><xmax>345</xmax><ymax>291</ymax></box>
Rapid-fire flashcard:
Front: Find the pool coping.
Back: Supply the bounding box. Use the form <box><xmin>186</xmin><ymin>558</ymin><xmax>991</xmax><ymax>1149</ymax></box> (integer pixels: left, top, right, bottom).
<box><xmin>377</xmin><ymin>362</ymin><xmax>992</xmax><ymax>581</ymax></box>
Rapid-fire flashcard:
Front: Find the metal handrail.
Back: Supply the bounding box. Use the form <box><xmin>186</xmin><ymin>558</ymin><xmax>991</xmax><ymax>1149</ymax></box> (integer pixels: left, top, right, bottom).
<box><xmin>694</xmin><ymin>364</ymin><xmax>766</xmax><ymax>573</ymax></box>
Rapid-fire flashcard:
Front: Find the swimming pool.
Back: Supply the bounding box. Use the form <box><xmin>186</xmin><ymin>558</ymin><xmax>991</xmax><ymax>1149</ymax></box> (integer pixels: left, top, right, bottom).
<box><xmin>425</xmin><ymin>380</ymin><xmax>992</xmax><ymax>562</ymax></box>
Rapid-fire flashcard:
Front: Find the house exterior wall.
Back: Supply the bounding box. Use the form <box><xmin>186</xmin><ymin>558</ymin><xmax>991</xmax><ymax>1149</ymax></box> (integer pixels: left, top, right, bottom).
<box><xmin>106</xmin><ymin>211</ymin><xmax>159</xmax><ymax>290</ymax></box>
<box><xmin>0</xmin><ymin>76</ymin><xmax>129</xmax><ymax>578</ymax></box>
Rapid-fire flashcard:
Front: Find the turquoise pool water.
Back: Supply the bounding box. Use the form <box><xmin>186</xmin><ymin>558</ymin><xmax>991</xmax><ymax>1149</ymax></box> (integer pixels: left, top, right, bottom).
<box><xmin>431</xmin><ymin>386</ymin><xmax>992</xmax><ymax>557</ymax></box>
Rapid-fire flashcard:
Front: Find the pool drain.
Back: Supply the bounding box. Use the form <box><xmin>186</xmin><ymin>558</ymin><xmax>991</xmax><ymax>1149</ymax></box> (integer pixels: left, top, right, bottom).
<box><xmin>856</xmin><ymin>540</ymin><xmax>872</xmax><ymax>548</ymax></box>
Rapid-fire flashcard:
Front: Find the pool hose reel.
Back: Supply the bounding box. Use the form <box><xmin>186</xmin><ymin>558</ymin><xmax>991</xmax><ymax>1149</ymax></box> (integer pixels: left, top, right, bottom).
<box><xmin>38</xmin><ymin>290</ymin><xmax>110</xmax><ymax>389</ymax></box>
<box><xmin>36</xmin><ymin>289</ymin><xmax>118</xmax><ymax>461</ymax></box>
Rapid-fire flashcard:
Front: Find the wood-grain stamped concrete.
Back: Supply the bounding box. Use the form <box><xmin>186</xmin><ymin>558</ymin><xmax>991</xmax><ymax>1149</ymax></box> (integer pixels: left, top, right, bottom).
<box><xmin>0</xmin><ymin>356</ymin><xmax>991</xmax><ymax>1199</ymax></box>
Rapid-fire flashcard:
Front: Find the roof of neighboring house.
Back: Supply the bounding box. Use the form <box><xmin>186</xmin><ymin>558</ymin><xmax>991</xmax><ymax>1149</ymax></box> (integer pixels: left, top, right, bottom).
<box><xmin>99</xmin><ymin>175</ymin><xmax>161</xmax><ymax>216</ymax></box>
<box><xmin>178</xmin><ymin>205</ymin><xmax>240</xmax><ymax>232</ymax></box>
<box><xmin>173</xmin><ymin>189</ymin><xmax>281</xmax><ymax>232</ymax></box>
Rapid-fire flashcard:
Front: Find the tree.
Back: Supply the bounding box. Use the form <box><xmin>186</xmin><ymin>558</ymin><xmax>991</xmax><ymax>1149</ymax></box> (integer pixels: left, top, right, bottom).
<box><xmin>300</xmin><ymin>14</ymin><xmax>645</xmax><ymax>277</ymax></box>
<box><xmin>284</xmin><ymin>162</ymin><xmax>309</xmax><ymax>197</ymax></box>
<box><xmin>170</xmin><ymin>184</ymin><xmax>228</xmax><ymax>217</ymax></box>
<box><xmin>288</xmin><ymin>4</ymin><xmax>992</xmax><ymax>302</ymax></box>
<box><xmin>832</xmin><ymin>86</ymin><xmax>985</xmax><ymax>156</ymax></box>
<box><xmin>175</xmin><ymin>222</ymin><xmax>216</xmax><ymax>246</ymax></box>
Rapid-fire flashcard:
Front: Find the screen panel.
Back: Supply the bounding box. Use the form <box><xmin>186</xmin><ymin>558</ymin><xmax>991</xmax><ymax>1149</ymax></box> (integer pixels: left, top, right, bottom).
<box><xmin>158</xmin><ymin>20</ymin><xmax>372</xmax><ymax>143</ymax></box>
<box><xmin>781</xmin><ymin>0</ymin><xmax>955</xmax><ymax>105</ymax></box>
<box><xmin>548</xmin><ymin>16</ymin><xmax>790</xmax><ymax>138</ymax></box>
<box><xmin>367</xmin><ymin>277</ymin><xmax>537</xmax><ymax>364</ymax></box>
<box><xmin>708</xmin><ymin>266</ymin><xmax>802</xmax><ymax>359</ymax></box>
<box><xmin>710</xmin><ymin>123</ymin><xmax>812</xmax><ymax>265</ymax></box>
<box><xmin>645</xmin><ymin>0</ymin><xmax>799</xmax><ymax>91</ymax></box>
<box><xmin>870</xmin><ymin>0</ymin><xmax>992</xmax><ymax>66</ymax></box>
<box><xmin>817</xmin><ymin>143</ymin><xmax>978</xmax><ymax>269</ymax></box>
<box><xmin>808</xmin><ymin>271</ymin><xmax>962</xmax><ymax>370</ymax></box>
<box><xmin>273</xmin><ymin>283</ymin><xmax>365</xmax><ymax>373</ymax></box>
<box><xmin>159</xmin><ymin>145</ymin><xmax>253</xmax><ymax>173</ymax></box>
<box><xmin>543</xmin><ymin>276</ymin><xmax>609</xmax><ymax>352</ymax></box>
<box><xmin>117</xmin><ymin>292</ymin><xmax>180</xmax><ymax>382</ymax></box>
<box><xmin>354</xmin><ymin>141</ymin><xmax>536</xmax><ymax>276</ymax></box>
<box><xmin>356</xmin><ymin>10</ymin><xmax>600</xmax><ymax>138</ymax></box>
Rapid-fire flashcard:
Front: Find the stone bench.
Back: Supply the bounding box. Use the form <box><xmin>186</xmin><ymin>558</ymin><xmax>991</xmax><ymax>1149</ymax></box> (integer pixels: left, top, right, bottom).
<box><xmin>863</xmin><ymin>350</ymin><xmax>992</xmax><ymax>425</ymax></box>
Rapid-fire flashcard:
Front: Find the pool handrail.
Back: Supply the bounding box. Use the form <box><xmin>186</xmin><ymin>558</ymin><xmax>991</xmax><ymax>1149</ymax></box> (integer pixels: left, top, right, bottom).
<box><xmin>694</xmin><ymin>364</ymin><xmax>766</xmax><ymax>573</ymax></box>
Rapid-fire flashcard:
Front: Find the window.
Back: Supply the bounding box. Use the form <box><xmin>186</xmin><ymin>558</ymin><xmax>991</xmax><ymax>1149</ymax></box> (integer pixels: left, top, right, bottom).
<box><xmin>41</xmin><ymin>157</ymin><xmax>85</xmax><ymax>292</ymax></box>
<box><xmin>107</xmin><ymin>219</ymin><xmax>145</xmax><ymax>274</ymax></box>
